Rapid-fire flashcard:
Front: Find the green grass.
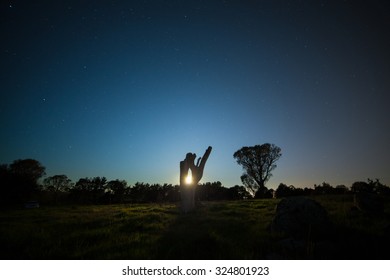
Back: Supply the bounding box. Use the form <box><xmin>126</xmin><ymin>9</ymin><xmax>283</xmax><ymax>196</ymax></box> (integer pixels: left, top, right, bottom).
<box><xmin>1</xmin><ymin>196</ymin><xmax>389</xmax><ymax>259</ymax></box>
<box><xmin>0</xmin><ymin>204</ymin><xmax>178</xmax><ymax>259</ymax></box>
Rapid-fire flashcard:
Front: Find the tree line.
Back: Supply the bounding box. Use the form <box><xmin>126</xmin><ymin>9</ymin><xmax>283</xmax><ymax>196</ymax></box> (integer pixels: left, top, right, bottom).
<box><xmin>0</xmin><ymin>159</ymin><xmax>252</xmax><ymax>206</ymax></box>
<box><xmin>273</xmin><ymin>180</ymin><xmax>390</xmax><ymax>198</ymax></box>
<box><xmin>1</xmin><ymin>158</ymin><xmax>389</xmax><ymax>207</ymax></box>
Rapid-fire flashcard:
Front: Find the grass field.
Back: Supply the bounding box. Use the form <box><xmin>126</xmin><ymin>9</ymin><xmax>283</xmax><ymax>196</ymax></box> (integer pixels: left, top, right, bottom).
<box><xmin>1</xmin><ymin>195</ymin><xmax>389</xmax><ymax>259</ymax></box>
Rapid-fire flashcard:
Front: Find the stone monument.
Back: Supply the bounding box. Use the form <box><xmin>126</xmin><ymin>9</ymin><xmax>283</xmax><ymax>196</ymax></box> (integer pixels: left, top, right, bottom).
<box><xmin>180</xmin><ymin>146</ymin><xmax>212</xmax><ymax>212</ymax></box>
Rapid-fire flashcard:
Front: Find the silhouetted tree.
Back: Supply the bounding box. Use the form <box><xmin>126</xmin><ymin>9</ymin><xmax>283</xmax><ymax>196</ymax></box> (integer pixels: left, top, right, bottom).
<box><xmin>159</xmin><ymin>183</ymin><xmax>178</xmax><ymax>203</ymax></box>
<box><xmin>351</xmin><ymin>181</ymin><xmax>373</xmax><ymax>193</ymax></box>
<box><xmin>9</xmin><ymin>159</ymin><xmax>46</xmax><ymax>183</ymax></box>
<box><xmin>254</xmin><ymin>186</ymin><xmax>273</xmax><ymax>198</ymax></box>
<box><xmin>233</xmin><ymin>143</ymin><xmax>281</xmax><ymax>197</ymax></box>
<box><xmin>129</xmin><ymin>182</ymin><xmax>150</xmax><ymax>203</ymax></box>
<box><xmin>240</xmin><ymin>174</ymin><xmax>258</xmax><ymax>197</ymax></box>
<box><xmin>314</xmin><ymin>182</ymin><xmax>334</xmax><ymax>194</ymax></box>
<box><xmin>275</xmin><ymin>183</ymin><xmax>306</xmax><ymax>198</ymax></box>
<box><xmin>367</xmin><ymin>178</ymin><xmax>390</xmax><ymax>195</ymax></box>
<box><xmin>228</xmin><ymin>185</ymin><xmax>252</xmax><ymax>200</ymax></box>
<box><xmin>164</xmin><ymin>184</ymin><xmax>180</xmax><ymax>202</ymax></box>
<box><xmin>349</xmin><ymin>179</ymin><xmax>390</xmax><ymax>196</ymax></box>
<box><xmin>197</xmin><ymin>181</ymin><xmax>228</xmax><ymax>201</ymax></box>
<box><xmin>70</xmin><ymin>178</ymin><xmax>91</xmax><ymax>203</ymax></box>
<box><xmin>43</xmin><ymin>175</ymin><xmax>72</xmax><ymax>204</ymax></box>
<box><xmin>106</xmin><ymin>179</ymin><xmax>128</xmax><ymax>203</ymax></box>
<box><xmin>70</xmin><ymin>177</ymin><xmax>107</xmax><ymax>204</ymax></box>
<box><xmin>148</xmin><ymin>184</ymin><xmax>163</xmax><ymax>202</ymax></box>
<box><xmin>303</xmin><ymin>187</ymin><xmax>314</xmax><ymax>195</ymax></box>
<box><xmin>90</xmin><ymin>176</ymin><xmax>107</xmax><ymax>203</ymax></box>
<box><xmin>1</xmin><ymin>159</ymin><xmax>46</xmax><ymax>204</ymax></box>
<box><xmin>335</xmin><ymin>184</ymin><xmax>349</xmax><ymax>194</ymax></box>
<box><xmin>275</xmin><ymin>183</ymin><xmax>293</xmax><ymax>197</ymax></box>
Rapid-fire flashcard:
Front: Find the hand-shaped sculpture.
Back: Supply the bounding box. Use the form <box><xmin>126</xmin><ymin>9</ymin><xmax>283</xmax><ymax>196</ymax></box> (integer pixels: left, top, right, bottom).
<box><xmin>180</xmin><ymin>146</ymin><xmax>212</xmax><ymax>212</ymax></box>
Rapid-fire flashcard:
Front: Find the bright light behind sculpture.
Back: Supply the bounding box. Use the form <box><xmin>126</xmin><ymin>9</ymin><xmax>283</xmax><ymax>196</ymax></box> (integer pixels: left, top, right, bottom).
<box><xmin>185</xmin><ymin>172</ymin><xmax>193</xmax><ymax>185</ymax></box>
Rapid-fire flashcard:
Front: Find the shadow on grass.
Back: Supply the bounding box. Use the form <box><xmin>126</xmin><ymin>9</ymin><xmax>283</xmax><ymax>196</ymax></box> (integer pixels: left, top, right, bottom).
<box><xmin>155</xmin><ymin>201</ymin><xmax>279</xmax><ymax>259</ymax></box>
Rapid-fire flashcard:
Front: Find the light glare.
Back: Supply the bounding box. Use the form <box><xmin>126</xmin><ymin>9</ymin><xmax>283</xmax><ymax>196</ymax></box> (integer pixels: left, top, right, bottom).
<box><xmin>185</xmin><ymin>173</ymin><xmax>192</xmax><ymax>185</ymax></box>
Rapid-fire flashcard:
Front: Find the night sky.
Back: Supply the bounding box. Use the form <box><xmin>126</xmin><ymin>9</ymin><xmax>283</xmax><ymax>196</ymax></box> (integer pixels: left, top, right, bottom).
<box><xmin>1</xmin><ymin>1</ymin><xmax>389</xmax><ymax>189</ymax></box>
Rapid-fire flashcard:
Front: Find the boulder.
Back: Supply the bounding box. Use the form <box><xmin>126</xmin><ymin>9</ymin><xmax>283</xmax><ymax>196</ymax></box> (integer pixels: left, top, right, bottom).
<box><xmin>269</xmin><ymin>197</ymin><xmax>330</xmax><ymax>239</ymax></box>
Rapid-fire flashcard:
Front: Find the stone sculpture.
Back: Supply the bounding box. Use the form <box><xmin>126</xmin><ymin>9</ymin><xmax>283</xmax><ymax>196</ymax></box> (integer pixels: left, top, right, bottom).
<box><xmin>180</xmin><ymin>146</ymin><xmax>212</xmax><ymax>212</ymax></box>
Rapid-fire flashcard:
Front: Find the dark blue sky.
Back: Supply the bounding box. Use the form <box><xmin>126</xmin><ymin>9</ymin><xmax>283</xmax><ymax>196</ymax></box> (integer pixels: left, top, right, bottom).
<box><xmin>1</xmin><ymin>0</ymin><xmax>389</xmax><ymax>188</ymax></box>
